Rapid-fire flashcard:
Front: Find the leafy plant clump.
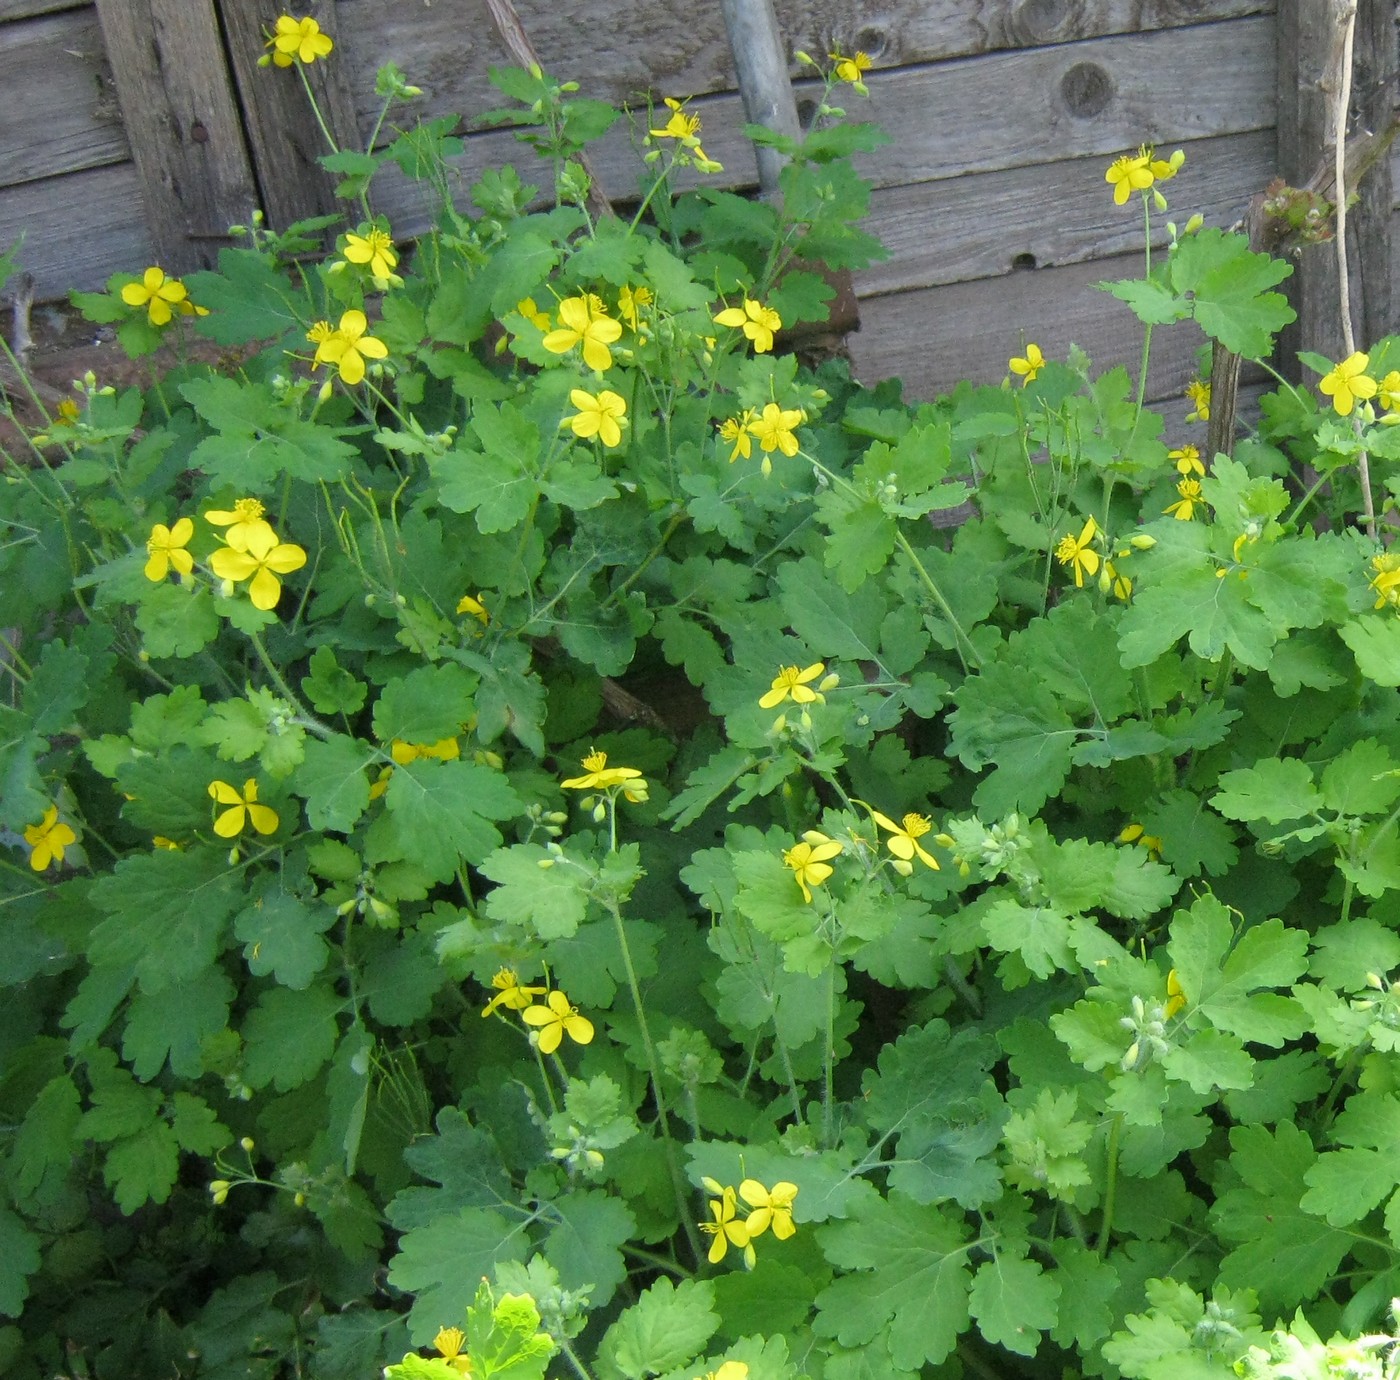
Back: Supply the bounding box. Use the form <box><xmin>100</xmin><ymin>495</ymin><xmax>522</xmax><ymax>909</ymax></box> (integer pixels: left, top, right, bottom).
<box><xmin>8</xmin><ymin>17</ymin><xmax>1400</xmax><ymax>1380</ymax></box>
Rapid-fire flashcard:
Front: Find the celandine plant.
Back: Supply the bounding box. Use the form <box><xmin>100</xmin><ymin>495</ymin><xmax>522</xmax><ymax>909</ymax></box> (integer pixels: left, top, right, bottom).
<box><xmin>8</xmin><ymin>15</ymin><xmax>1400</xmax><ymax>1379</ymax></box>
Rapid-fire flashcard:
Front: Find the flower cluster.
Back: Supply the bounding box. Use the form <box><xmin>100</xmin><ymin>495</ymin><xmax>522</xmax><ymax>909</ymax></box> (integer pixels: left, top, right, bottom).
<box><xmin>713</xmin><ymin>297</ymin><xmax>782</xmax><ymax>354</ymax></box>
<box><xmin>308</xmin><ymin>309</ymin><xmax>388</xmax><ymax>386</ymax></box>
<box><xmin>783</xmin><ymin>830</ymin><xmax>843</xmax><ymax>903</ymax></box>
<box><xmin>333</xmin><ymin>223</ymin><xmax>402</xmax><ymax>290</ymax></box>
<box><xmin>1315</xmin><ymin>350</ymin><xmax>1400</xmax><ymax>420</ymax></box>
<box><xmin>1370</xmin><ymin>553</ymin><xmax>1400</xmax><ymax>612</ymax></box>
<box><xmin>1055</xmin><ymin>516</ymin><xmax>1151</xmax><ymax>597</ymax></box>
<box><xmin>481</xmin><ymin>973</ymin><xmax>594</xmax><ymax>1054</ymax></box>
<box><xmin>560</xmin><ymin>749</ymin><xmax>648</xmax><ymax>804</ymax></box>
<box><xmin>647</xmin><ymin>96</ymin><xmax>722</xmax><ymax>173</ymax></box>
<box><xmin>205</xmin><ymin>498</ymin><xmax>308</xmax><ymax>610</ymax></box>
<box><xmin>1105</xmin><ymin>145</ymin><xmax>1184</xmax><ymax>207</ymax></box>
<box><xmin>719</xmin><ymin>402</ymin><xmax>805</xmax><ymax>473</ymax></box>
<box><xmin>698</xmin><ymin>1177</ymin><xmax>798</xmax><ymax>1266</ymax></box>
<box><xmin>870</xmin><ymin>809</ymin><xmax>940</xmax><ymax>874</ymax></box>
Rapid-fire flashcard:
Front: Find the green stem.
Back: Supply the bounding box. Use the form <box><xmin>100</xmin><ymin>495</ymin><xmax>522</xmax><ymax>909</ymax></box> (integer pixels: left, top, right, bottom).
<box><xmin>603</xmin><ymin>509</ymin><xmax>685</xmax><ymax>608</ymax></box>
<box><xmin>1095</xmin><ymin>1115</ymin><xmax>1122</xmax><ymax>1256</ymax></box>
<box><xmin>559</xmin><ymin>1341</ymin><xmax>595</xmax><ymax>1380</ymax></box>
<box><xmin>822</xmin><ymin>955</ymin><xmax>837</xmax><ymax>1148</ymax></box>
<box><xmin>892</xmin><ymin>528</ymin><xmax>982</xmax><ymax>670</ymax></box>
<box><xmin>296</xmin><ymin>62</ymin><xmax>340</xmax><ymax>158</ymax></box>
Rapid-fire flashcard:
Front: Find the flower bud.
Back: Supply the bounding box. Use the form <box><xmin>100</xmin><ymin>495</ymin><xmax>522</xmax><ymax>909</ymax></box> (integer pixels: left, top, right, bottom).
<box><xmin>240</xmin><ymin>1136</ymin><xmax>255</xmax><ymax>1152</ymax></box>
<box><xmin>1129</xmin><ymin>534</ymin><xmax>1156</xmax><ymax>550</ymax></box>
<box><xmin>592</xmin><ymin>801</ymin><xmax>608</xmax><ymax>823</ymax></box>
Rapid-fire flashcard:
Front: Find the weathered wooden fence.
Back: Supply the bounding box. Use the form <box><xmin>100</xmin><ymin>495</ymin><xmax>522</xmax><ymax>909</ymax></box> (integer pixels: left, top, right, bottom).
<box><xmin>1</xmin><ymin>0</ymin><xmax>1396</xmax><ymax>408</ymax></box>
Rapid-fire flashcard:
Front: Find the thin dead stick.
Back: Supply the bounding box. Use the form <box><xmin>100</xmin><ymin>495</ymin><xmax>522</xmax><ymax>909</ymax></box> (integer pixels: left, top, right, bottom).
<box><xmin>479</xmin><ymin>0</ymin><xmax>615</xmax><ymax>221</ymax></box>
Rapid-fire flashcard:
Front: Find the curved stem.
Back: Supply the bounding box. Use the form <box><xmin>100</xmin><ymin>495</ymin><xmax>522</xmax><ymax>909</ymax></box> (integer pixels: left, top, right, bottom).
<box><xmin>1095</xmin><ymin>1115</ymin><xmax>1123</xmax><ymax>1256</ymax></box>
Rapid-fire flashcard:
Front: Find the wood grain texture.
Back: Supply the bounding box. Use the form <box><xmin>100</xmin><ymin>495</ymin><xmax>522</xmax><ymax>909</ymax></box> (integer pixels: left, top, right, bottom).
<box><xmin>857</xmin><ymin>129</ymin><xmax>1276</xmax><ymax>297</ymax></box>
<box><xmin>0</xmin><ymin>162</ymin><xmax>153</xmax><ymax>297</ymax></box>
<box><xmin>0</xmin><ymin>8</ymin><xmax>128</xmax><ymax>185</ymax></box>
<box><xmin>94</xmin><ymin>0</ymin><xmax>259</xmax><ymax>271</ymax></box>
<box><xmin>847</xmin><ymin>250</ymin><xmax>1213</xmax><ymax>406</ymax></box>
<box><xmin>331</xmin><ymin>0</ymin><xmax>1271</xmax><ymax>132</ymax></box>
<box><xmin>0</xmin><ymin>0</ymin><xmax>88</xmax><ymax>18</ymax></box>
<box><xmin>217</xmin><ymin>0</ymin><xmax>360</xmax><ymax>234</ymax></box>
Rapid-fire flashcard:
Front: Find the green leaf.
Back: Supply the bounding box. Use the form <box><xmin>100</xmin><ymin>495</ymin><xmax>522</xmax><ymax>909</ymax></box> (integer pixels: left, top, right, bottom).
<box><xmin>388</xmin><ymin>1106</ymin><xmax>514</xmax><ymax>1231</ymax></box>
<box><xmin>1320</xmin><ymin>740</ymin><xmax>1400</xmax><ymax>816</ymax></box>
<box><xmin>465</xmin><ymin>1280</ymin><xmax>557</xmax><ymax>1380</ymax></box>
<box><xmin>1341</xmin><ymin>615</ymin><xmax>1400</xmax><ymax>687</ymax></box>
<box><xmin>815</xmin><ymin>1195</ymin><xmax>972</xmax><ymax>1370</ymax></box>
<box><xmin>1169</xmin><ymin>227</ymin><xmax>1295</xmax><ymax>357</ymax></box>
<box><xmin>296</xmin><ymin>733</ymin><xmax>374</xmax><ymax>833</ymax></box>
<box><xmin>10</xmin><ymin>1075</ymin><xmax>81</xmax><ymax>1199</ymax></box>
<box><xmin>302</xmin><ymin>645</ymin><xmax>369</xmax><ymax>715</ymax></box>
<box><xmin>969</xmin><ymin>1253</ymin><xmax>1059</xmax><ymax>1357</ymax></box>
<box><xmin>373</xmin><ymin>663</ymin><xmax>479</xmax><ymax>744</ymax></box>
<box><xmin>385</xmin><ymin>759</ymin><xmax>521</xmax><ymax>875</ymax></box>
<box><xmin>121</xmin><ymin>966</ymin><xmax>234</xmax><ymax>1079</ymax></box>
<box><xmin>103</xmin><ymin>1118</ymin><xmax>181</xmax><ymax>1213</ymax></box>
<box><xmin>1101</xmin><ymin>277</ymin><xmax>1190</xmax><ymax>327</ymax></box>
<box><xmin>137</xmin><ymin>582</ymin><xmax>220</xmax><ymax>659</ymax></box>
<box><xmin>0</xmin><ymin>1210</ymin><xmax>41</xmax><ymax>1317</ymax></box>
<box><xmin>596</xmin><ymin>1279</ymin><xmax>720</xmax><ymax>1380</ymax></box>
<box><xmin>480</xmin><ymin>843</ymin><xmax>590</xmax><ymax>939</ymax></box>
<box><xmin>1160</xmin><ymin>1029</ymin><xmax>1254</xmax><ymax>1094</ymax></box>
<box><xmin>545</xmin><ymin>1191</ymin><xmax>634</xmax><ymax>1309</ymax></box>
<box><xmin>816</xmin><ymin>488</ymin><xmax>896</xmax><ymax>593</ymax></box>
<box><xmin>188</xmin><ymin>249</ymin><xmax>303</xmax><ymax>345</ymax></box>
<box><xmin>234</xmin><ymin>890</ymin><xmax>336</xmax><ymax>990</ymax></box>
<box><xmin>1211</xmin><ymin>757</ymin><xmax>1322</xmax><ymax>824</ymax></box>
<box><xmin>1049</xmin><ymin>1240</ymin><xmax>1119</xmax><ymax>1350</ymax></box>
<box><xmin>241</xmin><ymin>982</ymin><xmax>342</xmax><ymax>1091</ymax></box>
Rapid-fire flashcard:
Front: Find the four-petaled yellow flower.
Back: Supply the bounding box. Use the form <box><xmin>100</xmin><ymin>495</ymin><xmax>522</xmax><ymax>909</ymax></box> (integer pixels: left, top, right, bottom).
<box><xmin>265</xmin><ymin>14</ymin><xmax>333</xmax><ymax>67</ymax></box>
<box><xmin>1184</xmin><ymin>378</ymin><xmax>1211</xmax><ymax>422</ymax></box>
<box><xmin>1009</xmin><ymin>343</ymin><xmax>1044</xmax><ymax>385</ymax></box>
<box><xmin>720</xmin><ymin>411</ymin><xmax>755</xmax><ymax>462</ymax></box>
<box><xmin>523</xmin><ymin>989</ymin><xmax>594</xmax><ymax>1054</ymax></box>
<box><xmin>1318</xmin><ymin>351</ymin><xmax>1378</xmax><ymax>416</ymax></box>
<box><xmin>740</xmin><ymin>1179</ymin><xmax>798</xmax><ymax>1239</ymax></box>
<box><xmin>482</xmin><ymin>968</ymin><xmax>548</xmax><ymax>1018</ymax></box>
<box><xmin>1169</xmin><ymin>444</ymin><xmax>1205</xmax><ymax>477</ymax></box>
<box><xmin>144</xmin><ymin>517</ymin><xmax>195</xmax><ymax>581</ymax></box>
<box><xmin>713</xmin><ymin>298</ymin><xmax>782</xmax><ymax>353</ymax></box>
<box><xmin>561</xmin><ymin>749</ymin><xmax>645</xmax><ymax>797</ymax></box>
<box><xmin>564</xmin><ymin>388</ymin><xmax>628</xmax><ymax>448</ymax></box>
<box><xmin>208</xmin><ymin>778</ymin><xmax>279</xmax><ymax>838</ymax></box>
<box><xmin>871</xmin><ymin>810</ymin><xmax>940</xmax><ymax>872</ymax></box>
<box><xmin>390</xmin><ymin>737</ymin><xmax>460</xmax><ymax>765</ymax></box>
<box><xmin>760</xmin><ymin>662</ymin><xmax>826</xmax><ymax>709</ymax></box>
<box><xmin>650</xmin><ymin>97</ymin><xmax>702</xmax><ymax>144</ymax></box>
<box><xmin>24</xmin><ymin>805</ymin><xmax>76</xmax><ymax>872</ymax></box>
<box><xmin>1378</xmin><ymin>370</ymin><xmax>1400</xmax><ymax>411</ymax></box>
<box><xmin>120</xmin><ymin>266</ymin><xmax>206</xmax><ymax>327</ymax></box>
<box><xmin>204</xmin><ymin>497</ymin><xmax>274</xmax><ymax>551</ymax></box>
<box><xmin>1164</xmin><ymin>968</ymin><xmax>1187</xmax><ymax>1019</ymax></box>
<box><xmin>456</xmin><ymin>592</ymin><xmax>489</xmax><ymax>625</ymax></box>
<box><xmin>543</xmin><ymin>295</ymin><xmax>623</xmax><ymax>372</ymax></box>
<box><xmin>618</xmin><ymin>284</ymin><xmax>652</xmax><ymax>331</ymax></box>
<box><xmin>750</xmin><ymin>402</ymin><xmax>803</xmax><ymax>461</ymax></box>
<box><xmin>1105</xmin><ymin>152</ymin><xmax>1154</xmax><ymax>205</ymax></box>
<box><xmin>699</xmin><ymin>1182</ymin><xmax>753</xmax><ymax>1266</ymax></box>
<box><xmin>1164</xmin><ymin>477</ymin><xmax>1205</xmax><ymax>521</ymax></box>
<box><xmin>1370</xmin><ymin>553</ymin><xmax>1400</xmax><ymax>611</ymax></box>
<box><xmin>209</xmin><ymin>525</ymin><xmax>308</xmax><ymax>610</ymax></box>
<box><xmin>1118</xmin><ymin>821</ymin><xmax>1163</xmax><ymax>859</ymax></box>
<box><xmin>1054</xmin><ymin>516</ymin><xmax>1101</xmax><ymax>587</ymax></box>
<box><xmin>830</xmin><ymin>50</ymin><xmax>872</xmax><ymax>83</ymax></box>
<box><xmin>341</xmin><ymin>227</ymin><xmax>399</xmax><ymax>285</ymax></box>
<box><xmin>310</xmin><ymin>309</ymin><xmax>388</xmax><ymax>386</ymax></box>
<box><xmin>783</xmin><ymin>830</ymin><xmax>843</xmax><ymax>903</ymax></box>
<box><xmin>433</xmin><ymin>1325</ymin><xmax>471</xmax><ymax>1375</ymax></box>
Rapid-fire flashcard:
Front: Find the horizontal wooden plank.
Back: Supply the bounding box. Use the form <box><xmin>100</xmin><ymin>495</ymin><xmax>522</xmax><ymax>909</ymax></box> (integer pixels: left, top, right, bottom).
<box><xmin>0</xmin><ymin>162</ymin><xmax>153</xmax><ymax>298</ymax></box>
<box><xmin>366</xmin><ymin>18</ymin><xmax>1276</xmax><ymax>240</ymax></box>
<box><xmin>857</xmin><ymin>129</ymin><xmax>1276</xmax><ymax>297</ymax></box>
<box><xmin>332</xmin><ymin>0</ymin><xmax>1270</xmax><ymax>130</ymax></box>
<box><xmin>0</xmin><ymin>0</ymin><xmax>88</xmax><ymax>17</ymax></box>
<box><xmin>0</xmin><ymin>7</ymin><xmax>128</xmax><ymax>186</ymax></box>
<box><xmin>847</xmin><ymin>251</ymin><xmax>1214</xmax><ymax>406</ymax></box>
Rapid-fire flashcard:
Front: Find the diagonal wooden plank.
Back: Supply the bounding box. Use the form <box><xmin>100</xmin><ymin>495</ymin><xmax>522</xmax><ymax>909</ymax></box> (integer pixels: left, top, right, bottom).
<box><xmin>93</xmin><ymin>0</ymin><xmax>258</xmax><ymax>271</ymax></box>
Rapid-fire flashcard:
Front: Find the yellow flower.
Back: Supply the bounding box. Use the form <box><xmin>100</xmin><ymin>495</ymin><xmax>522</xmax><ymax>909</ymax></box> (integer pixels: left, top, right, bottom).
<box><xmin>740</xmin><ymin>1179</ymin><xmax>798</xmax><ymax>1239</ymax></box>
<box><xmin>456</xmin><ymin>592</ymin><xmax>489</xmax><ymax>625</ymax></box>
<box><xmin>522</xmin><ymin>989</ymin><xmax>594</xmax><ymax>1055</ymax></box>
<box><xmin>209</xmin><ymin>525</ymin><xmax>308</xmax><ymax>610</ymax></box>
<box><xmin>698</xmin><ymin>1364</ymin><xmax>749</xmax><ymax>1380</ymax></box>
<box><xmin>390</xmin><ymin>737</ymin><xmax>461</xmax><ymax>765</ymax></box>
<box><xmin>1165</xmin><ymin>968</ymin><xmax>1187</xmax><ymax>1019</ymax></box>
<box><xmin>204</xmin><ymin>497</ymin><xmax>275</xmax><ymax>552</ymax></box>
<box><xmin>1169</xmin><ymin>444</ymin><xmax>1205</xmax><ymax>477</ymax></box>
<box><xmin>870</xmin><ymin>810</ymin><xmax>940</xmax><ymax>871</ymax></box>
<box><xmin>482</xmin><ymin>968</ymin><xmax>548</xmax><ymax>1018</ymax></box>
<box><xmin>1105</xmin><ymin>152</ymin><xmax>1153</xmax><ymax>205</ymax></box>
<box><xmin>1318</xmin><ymin>351</ymin><xmax>1378</xmax><ymax>416</ymax></box>
<box><xmin>1009</xmin><ymin>343</ymin><xmax>1044</xmax><ymax>385</ymax></box>
<box><xmin>618</xmin><ymin>284</ymin><xmax>652</xmax><ymax>331</ymax></box>
<box><xmin>543</xmin><ymin>295</ymin><xmax>623</xmax><ymax>372</ymax></box>
<box><xmin>1164</xmin><ymin>477</ymin><xmax>1205</xmax><ymax>521</ymax></box>
<box><xmin>829</xmin><ymin>50</ymin><xmax>872</xmax><ymax>83</ymax></box>
<box><xmin>564</xmin><ymin>388</ymin><xmax>628</xmax><ymax>448</ymax></box>
<box><xmin>783</xmin><ymin>830</ymin><xmax>843</xmax><ymax>904</ymax></box>
<box><xmin>1378</xmin><ymin>370</ymin><xmax>1400</xmax><ymax>411</ymax></box>
<box><xmin>120</xmin><ymin>266</ymin><xmax>205</xmax><ymax>326</ymax></box>
<box><xmin>433</xmin><ymin>1325</ymin><xmax>472</xmax><ymax>1375</ymax></box>
<box><xmin>341</xmin><ymin>227</ymin><xmax>400</xmax><ymax>285</ymax></box>
<box><xmin>1184</xmin><ymin>378</ymin><xmax>1211</xmax><ymax>422</ymax></box>
<box><xmin>650</xmin><ymin>97</ymin><xmax>703</xmax><ymax>144</ymax></box>
<box><xmin>24</xmin><ymin>805</ymin><xmax>76</xmax><ymax>872</ymax></box>
<box><xmin>1054</xmin><ymin>516</ymin><xmax>1101</xmax><ymax>587</ymax></box>
<box><xmin>750</xmin><ymin>402</ymin><xmax>803</xmax><ymax>461</ymax></box>
<box><xmin>561</xmin><ymin>749</ymin><xmax>645</xmax><ymax>794</ymax></box>
<box><xmin>760</xmin><ymin>662</ymin><xmax>826</xmax><ymax>709</ymax></box>
<box><xmin>144</xmin><ymin>517</ymin><xmax>195</xmax><ymax>581</ymax></box>
<box><xmin>1118</xmin><ymin>821</ymin><xmax>1163</xmax><ymax>860</ymax></box>
<box><xmin>310</xmin><ymin>309</ymin><xmax>388</xmax><ymax>386</ymax></box>
<box><xmin>265</xmin><ymin>14</ymin><xmax>334</xmax><ymax>67</ymax></box>
<box><xmin>713</xmin><ymin>298</ymin><xmax>782</xmax><ymax>353</ymax></box>
<box><xmin>719</xmin><ymin>412</ymin><xmax>755</xmax><ymax>462</ymax></box>
<box><xmin>1102</xmin><ymin>559</ymin><xmax>1133</xmax><ymax>602</ymax></box>
<box><xmin>698</xmin><ymin>1182</ymin><xmax>753</xmax><ymax>1266</ymax></box>
<box><xmin>208</xmin><ymin>779</ymin><xmax>279</xmax><ymax>838</ymax></box>
<box><xmin>1370</xmin><ymin>553</ymin><xmax>1400</xmax><ymax>611</ymax></box>
<box><xmin>516</xmin><ymin>298</ymin><xmax>551</xmax><ymax>330</ymax></box>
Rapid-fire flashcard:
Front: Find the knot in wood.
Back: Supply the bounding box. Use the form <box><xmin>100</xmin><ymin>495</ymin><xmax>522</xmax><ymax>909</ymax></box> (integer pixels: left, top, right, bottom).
<box><xmin>1059</xmin><ymin>61</ymin><xmax>1114</xmax><ymax>118</ymax></box>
